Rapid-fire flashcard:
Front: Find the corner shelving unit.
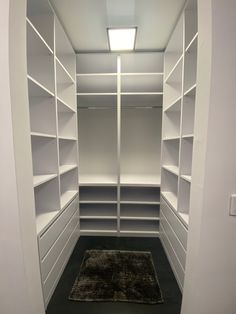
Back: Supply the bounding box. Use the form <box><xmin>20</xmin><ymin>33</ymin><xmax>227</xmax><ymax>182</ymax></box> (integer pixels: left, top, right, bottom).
<box><xmin>26</xmin><ymin>0</ymin><xmax>79</xmax><ymax>307</ymax></box>
<box><xmin>160</xmin><ymin>0</ymin><xmax>198</xmax><ymax>292</ymax></box>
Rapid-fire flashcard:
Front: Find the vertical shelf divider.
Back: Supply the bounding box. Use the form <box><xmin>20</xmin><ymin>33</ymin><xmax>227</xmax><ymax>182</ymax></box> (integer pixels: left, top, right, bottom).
<box><xmin>117</xmin><ymin>55</ymin><xmax>121</xmax><ymax>236</ymax></box>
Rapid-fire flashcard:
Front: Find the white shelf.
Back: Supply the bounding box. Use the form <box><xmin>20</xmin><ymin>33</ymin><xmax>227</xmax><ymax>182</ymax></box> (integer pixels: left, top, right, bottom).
<box><xmin>80</xmin><ymin>229</ymin><xmax>117</xmax><ymax>234</ymax></box>
<box><xmin>161</xmin><ymin>192</ymin><xmax>178</xmax><ymax>211</ymax></box>
<box><xmin>120</xmin><ymin>230</ymin><xmax>159</xmax><ymax>235</ymax></box>
<box><xmin>165</xmin><ymin>55</ymin><xmax>183</xmax><ymax>84</ymax></box>
<box><xmin>162</xmin><ymin>165</ymin><xmax>179</xmax><ymax>176</ymax></box>
<box><xmin>77</xmin><ymin>92</ymin><xmax>117</xmax><ymax>96</ymax></box>
<box><xmin>185</xmin><ymin>32</ymin><xmax>198</xmax><ymax>53</ymax></box>
<box><xmin>27</xmin><ymin>75</ymin><xmax>54</xmax><ymax>97</ymax></box>
<box><xmin>36</xmin><ymin>210</ymin><xmax>58</xmax><ymax>235</ymax></box>
<box><xmin>164</xmin><ymin>96</ymin><xmax>182</xmax><ymax>112</ymax></box>
<box><xmin>179</xmin><ymin>213</ymin><xmax>189</xmax><ymax>226</ymax></box>
<box><xmin>31</xmin><ymin>132</ymin><xmax>56</xmax><ymax>139</ymax></box>
<box><xmin>79</xmin><ymin>174</ymin><xmax>117</xmax><ymax>186</ymax></box>
<box><xmin>184</xmin><ymin>84</ymin><xmax>197</xmax><ymax>96</ymax></box>
<box><xmin>33</xmin><ymin>174</ymin><xmax>57</xmax><ymax>188</ymax></box>
<box><xmin>56</xmin><ymin>57</ymin><xmax>75</xmax><ymax>83</ymax></box>
<box><xmin>77</xmin><ymin>73</ymin><xmax>117</xmax><ymax>77</ymax></box>
<box><xmin>121</xmin><ymin>72</ymin><xmax>163</xmax><ymax>76</ymax></box>
<box><xmin>80</xmin><ymin>186</ymin><xmax>117</xmax><ymax>204</ymax></box>
<box><xmin>80</xmin><ymin>216</ymin><xmax>117</xmax><ymax>220</ymax></box>
<box><xmin>120</xmin><ymin>187</ymin><xmax>160</xmax><ymax>204</ymax></box>
<box><xmin>120</xmin><ymin>174</ymin><xmax>161</xmax><ymax>187</ymax></box>
<box><xmin>163</xmin><ymin>136</ymin><xmax>180</xmax><ymax>141</ymax></box>
<box><xmin>182</xmin><ymin>134</ymin><xmax>194</xmax><ymax>139</ymax></box>
<box><xmin>58</xmin><ymin>136</ymin><xmax>77</xmax><ymax>141</ymax></box>
<box><xmin>26</xmin><ymin>18</ymin><xmax>53</xmax><ymax>54</ymax></box>
<box><xmin>59</xmin><ymin>165</ymin><xmax>77</xmax><ymax>175</ymax></box>
<box><xmin>57</xmin><ymin>97</ymin><xmax>76</xmax><ymax>113</ymax></box>
<box><xmin>120</xmin><ymin>216</ymin><xmax>160</xmax><ymax>221</ymax></box>
<box><xmin>121</xmin><ymin>75</ymin><xmax>163</xmax><ymax>93</ymax></box>
<box><xmin>181</xmin><ymin>175</ymin><xmax>192</xmax><ymax>183</ymax></box>
<box><xmin>60</xmin><ymin>190</ymin><xmax>78</xmax><ymax>210</ymax></box>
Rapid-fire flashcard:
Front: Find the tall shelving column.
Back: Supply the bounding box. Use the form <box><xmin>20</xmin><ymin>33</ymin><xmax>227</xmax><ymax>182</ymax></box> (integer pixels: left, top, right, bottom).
<box><xmin>26</xmin><ymin>0</ymin><xmax>79</xmax><ymax>307</ymax></box>
<box><xmin>77</xmin><ymin>53</ymin><xmax>119</xmax><ymax>236</ymax></box>
<box><xmin>160</xmin><ymin>0</ymin><xmax>198</xmax><ymax>291</ymax></box>
<box><xmin>119</xmin><ymin>53</ymin><xmax>163</xmax><ymax>236</ymax></box>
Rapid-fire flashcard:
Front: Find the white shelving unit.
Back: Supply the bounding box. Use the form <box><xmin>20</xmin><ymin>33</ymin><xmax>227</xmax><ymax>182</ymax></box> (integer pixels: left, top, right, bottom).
<box><xmin>26</xmin><ymin>0</ymin><xmax>79</xmax><ymax>307</ymax></box>
<box><xmin>77</xmin><ymin>52</ymin><xmax>163</xmax><ymax>236</ymax></box>
<box><xmin>160</xmin><ymin>0</ymin><xmax>198</xmax><ymax>292</ymax></box>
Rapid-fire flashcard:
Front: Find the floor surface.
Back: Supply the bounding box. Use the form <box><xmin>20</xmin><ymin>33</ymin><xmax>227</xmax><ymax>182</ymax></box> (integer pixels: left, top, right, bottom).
<box><xmin>46</xmin><ymin>236</ymin><xmax>182</xmax><ymax>314</ymax></box>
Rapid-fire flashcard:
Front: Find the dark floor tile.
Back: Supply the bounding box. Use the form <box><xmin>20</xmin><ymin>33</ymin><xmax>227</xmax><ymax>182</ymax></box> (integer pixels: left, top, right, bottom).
<box><xmin>46</xmin><ymin>236</ymin><xmax>182</xmax><ymax>314</ymax></box>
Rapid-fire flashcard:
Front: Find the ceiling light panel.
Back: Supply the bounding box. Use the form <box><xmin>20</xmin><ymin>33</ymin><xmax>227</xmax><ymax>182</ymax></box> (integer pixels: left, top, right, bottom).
<box><xmin>108</xmin><ymin>28</ymin><xmax>137</xmax><ymax>51</ymax></box>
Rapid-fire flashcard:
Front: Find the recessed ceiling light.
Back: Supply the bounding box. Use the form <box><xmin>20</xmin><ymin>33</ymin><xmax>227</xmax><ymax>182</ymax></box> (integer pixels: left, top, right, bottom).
<box><xmin>108</xmin><ymin>28</ymin><xmax>137</xmax><ymax>51</ymax></box>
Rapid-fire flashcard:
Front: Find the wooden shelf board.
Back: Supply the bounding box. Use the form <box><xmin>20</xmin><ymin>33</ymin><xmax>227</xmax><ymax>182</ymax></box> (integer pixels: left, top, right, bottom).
<box><xmin>59</xmin><ymin>165</ymin><xmax>78</xmax><ymax>175</ymax></box>
<box><xmin>33</xmin><ymin>174</ymin><xmax>57</xmax><ymax>188</ymax></box>
<box><xmin>61</xmin><ymin>190</ymin><xmax>78</xmax><ymax>210</ymax></box>
<box><xmin>27</xmin><ymin>18</ymin><xmax>53</xmax><ymax>55</ymax></box>
<box><xmin>161</xmin><ymin>191</ymin><xmax>178</xmax><ymax>211</ymax></box>
<box><xmin>181</xmin><ymin>175</ymin><xmax>192</xmax><ymax>183</ymax></box>
<box><xmin>36</xmin><ymin>210</ymin><xmax>59</xmax><ymax>235</ymax></box>
<box><xmin>27</xmin><ymin>75</ymin><xmax>54</xmax><ymax>97</ymax></box>
<box><xmin>120</xmin><ymin>216</ymin><xmax>160</xmax><ymax>221</ymax></box>
<box><xmin>162</xmin><ymin>165</ymin><xmax>179</xmax><ymax>176</ymax></box>
<box><xmin>31</xmin><ymin>132</ymin><xmax>56</xmax><ymax>139</ymax></box>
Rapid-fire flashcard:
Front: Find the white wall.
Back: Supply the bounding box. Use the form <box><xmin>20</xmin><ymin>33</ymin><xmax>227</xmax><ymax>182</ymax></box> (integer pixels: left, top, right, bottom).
<box><xmin>182</xmin><ymin>1</ymin><xmax>236</xmax><ymax>313</ymax></box>
<box><xmin>0</xmin><ymin>1</ymin><xmax>45</xmax><ymax>313</ymax></box>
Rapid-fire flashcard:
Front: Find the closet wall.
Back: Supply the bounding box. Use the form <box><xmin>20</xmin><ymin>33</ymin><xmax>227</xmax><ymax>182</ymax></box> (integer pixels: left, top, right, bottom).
<box><xmin>26</xmin><ymin>0</ymin><xmax>79</xmax><ymax>307</ymax></box>
<box><xmin>77</xmin><ymin>52</ymin><xmax>163</xmax><ymax>237</ymax></box>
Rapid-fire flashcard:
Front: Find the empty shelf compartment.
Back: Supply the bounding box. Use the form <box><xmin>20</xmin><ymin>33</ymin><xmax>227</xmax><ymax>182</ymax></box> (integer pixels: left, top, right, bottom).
<box><xmin>120</xmin><ymin>187</ymin><xmax>160</xmax><ymax>204</ymax></box>
<box><xmin>80</xmin><ymin>186</ymin><xmax>117</xmax><ymax>203</ymax></box>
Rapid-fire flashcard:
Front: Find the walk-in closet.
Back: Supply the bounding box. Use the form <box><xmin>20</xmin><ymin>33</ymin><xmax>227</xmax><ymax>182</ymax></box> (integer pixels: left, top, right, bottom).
<box><xmin>1</xmin><ymin>0</ymin><xmax>236</xmax><ymax>314</ymax></box>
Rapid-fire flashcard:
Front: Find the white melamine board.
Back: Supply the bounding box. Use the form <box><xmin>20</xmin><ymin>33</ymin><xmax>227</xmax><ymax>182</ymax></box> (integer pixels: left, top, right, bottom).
<box><xmin>160</xmin><ymin>226</ymin><xmax>184</xmax><ymax>290</ymax></box>
<box><xmin>164</xmin><ymin>58</ymin><xmax>183</xmax><ymax>109</ymax></box>
<box><xmin>79</xmin><ymin>174</ymin><xmax>117</xmax><ymax>186</ymax></box>
<box><xmin>41</xmin><ymin>210</ymin><xmax>79</xmax><ymax>282</ymax></box>
<box><xmin>57</xmin><ymin>97</ymin><xmax>75</xmax><ymax>113</ymax></box>
<box><xmin>59</xmin><ymin>165</ymin><xmax>77</xmax><ymax>175</ymax></box>
<box><xmin>56</xmin><ymin>61</ymin><xmax>76</xmax><ymax>110</ymax></box>
<box><xmin>120</xmin><ymin>174</ymin><xmax>161</xmax><ymax>187</ymax></box>
<box><xmin>178</xmin><ymin>178</ymin><xmax>191</xmax><ymax>217</ymax></box>
<box><xmin>77</xmin><ymin>95</ymin><xmax>116</xmax><ymax>108</ymax></box>
<box><xmin>31</xmin><ymin>137</ymin><xmax>58</xmax><ymax>175</ymax></box>
<box><xmin>60</xmin><ymin>168</ymin><xmax>78</xmax><ymax>197</ymax></box>
<box><xmin>80</xmin><ymin>219</ymin><xmax>117</xmax><ymax>231</ymax></box>
<box><xmin>38</xmin><ymin>195</ymin><xmax>78</xmax><ymax>258</ymax></box>
<box><xmin>184</xmin><ymin>1</ymin><xmax>198</xmax><ymax>49</ymax></box>
<box><xmin>27</xmin><ymin>15</ymin><xmax>54</xmax><ymax>52</ymax></box>
<box><xmin>80</xmin><ymin>186</ymin><xmax>117</xmax><ymax>203</ymax></box>
<box><xmin>78</xmin><ymin>109</ymin><xmax>117</xmax><ymax>181</ymax></box>
<box><xmin>120</xmin><ymin>220</ymin><xmax>159</xmax><ymax>233</ymax></box>
<box><xmin>34</xmin><ymin>174</ymin><xmax>57</xmax><ymax>187</ymax></box>
<box><xmin>162</xmin><ymin>139</ymin><xmax>179</xmax><ymax>166</ymax></box>
<box><xmin>120</xmin><ymin>108</ymin><xmax>161</xmax><ymax>182</ymax></box>
<box><xmin>180</xmin><ymin>137</ymin><xmax>193</xmax><ymax>176</ymax></box>
<box><xmin>162</xmin><ymin>165</ymin><xmax>179</xmax><ymax>176</ymax></box>
<box><xmin>164</xmin><ymin>97</ymin><xmax>181</xmax><ymax>112</ymax></box>
<box><xmin>28</xmin><ymin>76</ymin><xmax>54</xmax><ymax>97</ymax></box>
<box><xmin>55</xmin><ymin>17</ymin><xmax>75</xmax><ymax>78</ymax></box>
<box><xmin>59</xmin><ymin>139</ymin><xmax>77</xmax><ymax>166</ymax></box>
<box><xmin>80</xmin><ymin>203</ymin><xmax>117</xmax><ymax>218</ymax></box>
<box><xmin>121</xmin><ymin>94</ymin><xmax>162</xmax><ymax>108</ymax></box>
<box><xmin>181</xmin><ymin>175</ymin><xmax>191</xmax><ymax>183</ymax></box>
<box><xmin>161</xmin><ymin>191</ymin><xmax>178</xmax><ymax>211</ymax></box>
<box><xmin>121</xmin><ymin>53</ymin><xmax>163</xmax><ymax>73</ymax></box>
<box><xmin>160</xmin><ymin>211</ymin><xmax>186</xmax><ymax>269</ymax></box>
<box><xmin>77</xmin><ymin>75</ymin><xmax>117</xmax><ymax>93</ymax></box>
<box><xmin>35</xmin><ymin>178</ymin><xmax>60</xmax><ymax>233</ymax></box>
<box><xmin>29</xmin><ymin>94</ymin><xmax>56</xmax><ymax>135</ymax></box>
<box><xmin>160</xmin><ymin>197</ymin><xmax>188</xmax><ymax>250</ymax></box>
<box><xmin>120</xmin><ymin>187</ymin><xmax>160</xmax><ymax>204</ymax></box>
<box><xmin>182</xmin><ymin>93</ymin><xmax>196</xmax><ymax>136</ymax></box>
<box><xmin>76</xmin><ymin>53</ymin><xmax>117</xmax><ymax>74</ymax></box>
<box><xmin>161</xmin><ymin>170</ymin><xmax>178</xmax><ymax>209</ymax></box>
<box><xmin>58</xmin><ymin>111</ymin><xmax>77</xmax><ymax>139</ymax></box>
<box><xmin>184</xmin><ymin>37</ymin><xmax>197</xmax><ymax>93</ymax></box>
<box><xmin>27</xmin><ymin>23</ymin><xmax>55</xmax><ymax>93</ymax></box>
<box><xmin>43</xmin><ymin>224</ymin><xmax>79</xmax><ymax>306</ymax></box>
<box><xmin>121</xmin><ymin>75</ymin><xmax>163</xmax><ymax>93</ymax></box>
<box><xmin>163</xmin><ymin>108</ymin><xmax>181</xmax><ymax>139</ymax></box>
<box><xmin>165</xmin><ymin>16</ymin><xmax>184</xmax><ymax>79</ymax></box>
<box><xmin>120</xmin><ymin>204</ymin><xmax>159</xmax><ymax>219</ymax></box>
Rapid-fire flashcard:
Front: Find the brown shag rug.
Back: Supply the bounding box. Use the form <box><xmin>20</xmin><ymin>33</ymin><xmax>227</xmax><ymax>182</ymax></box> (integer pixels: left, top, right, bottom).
<box><xmin>69</xmin><ymin>250</ymin><xmax>164</xmax><ymax>304</ymax></box>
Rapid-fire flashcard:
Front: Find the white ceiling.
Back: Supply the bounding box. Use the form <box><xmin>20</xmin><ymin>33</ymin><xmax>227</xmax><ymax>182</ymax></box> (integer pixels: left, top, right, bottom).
<box><xmin>50</xmin><ymin>0</ymin><xmax>186</xmax><ymax>52</ymax></box>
